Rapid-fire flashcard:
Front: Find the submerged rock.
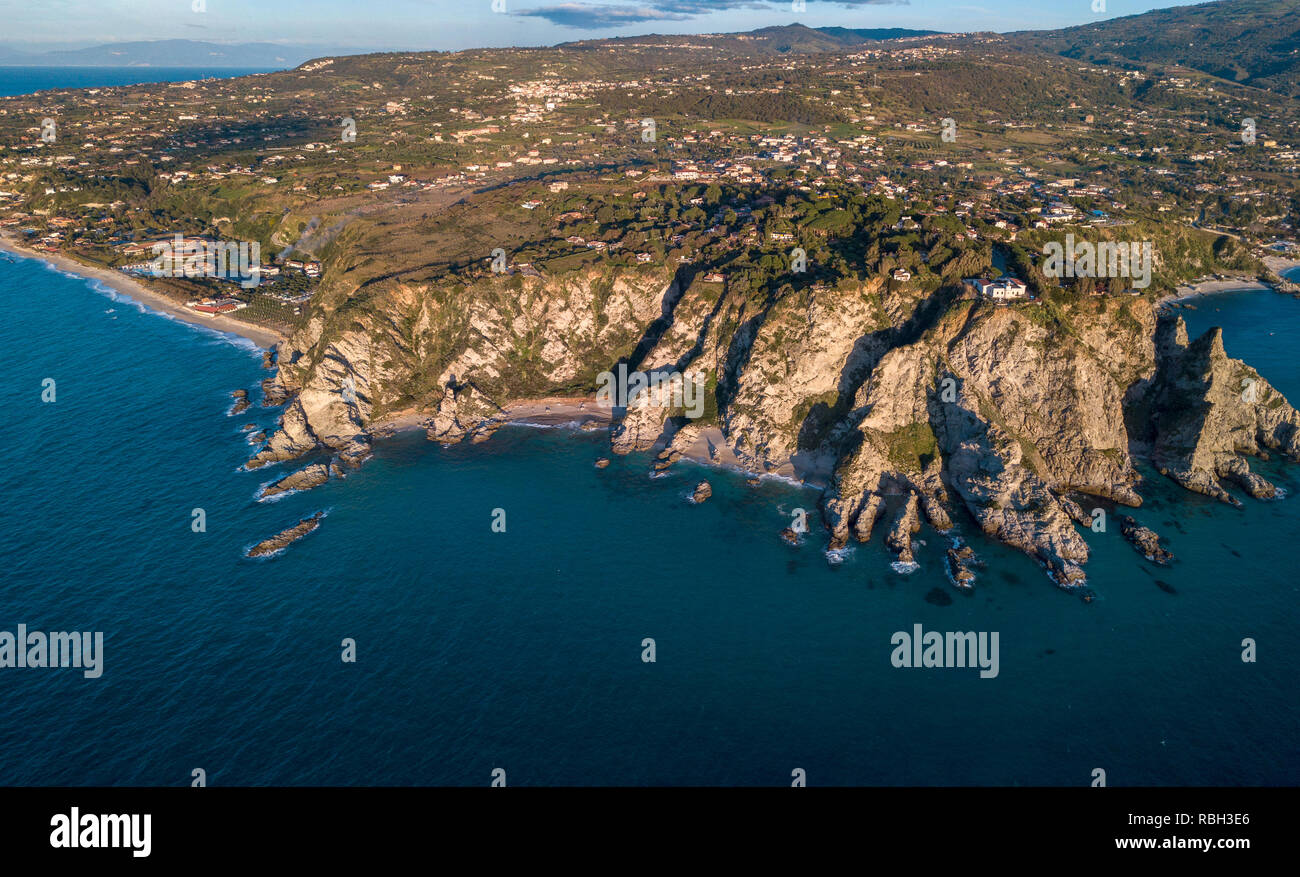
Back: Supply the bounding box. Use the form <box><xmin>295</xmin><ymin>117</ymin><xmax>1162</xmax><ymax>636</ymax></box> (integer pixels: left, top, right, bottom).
<box><xmin>924</xmin><ymin>587</ymin><xmax>954</xmax><ymax>606</ymax></box>
<box><xmin>247</xmin><ymin>512</ymin><xmax>323</xmax><ymax>558</ymax></box>
<box><xmin>595</xmin><ymin>457</ymin><xmax>610</xmax><ymax>469</ymax></box>
<box><xmin>780</xmin><ymin>526</ymin><xmax>801</xmax><ymax>546</ymax></box>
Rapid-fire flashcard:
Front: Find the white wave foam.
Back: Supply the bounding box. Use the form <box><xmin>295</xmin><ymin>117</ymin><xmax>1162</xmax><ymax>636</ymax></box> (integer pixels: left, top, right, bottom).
<box><xmin>40</xmin><ymin>262</ymin><xmax>264</xmax><ymax>355</ymax></box>
<box><xmin>255</xmin><ymin>480</ymin><xmax>295</xmax><ymax>503</ymax></box>
<box><xmin>505</xmin><ymin>418</ymin><xmax>589</xmax><ymax>431</ymax></box>
<box><xmin>825</xmin><ymin>546</ymin><xmax>852</xmax><ymax>565</ymax></box>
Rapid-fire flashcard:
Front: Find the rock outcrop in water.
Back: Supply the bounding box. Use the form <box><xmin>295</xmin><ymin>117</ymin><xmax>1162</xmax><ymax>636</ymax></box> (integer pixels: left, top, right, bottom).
<box><xmin>247</xmin><ymin>259</ymin><xmax>1299</xmax><ymax>587</ymax></box>
<box><xmin>1119</xmin><ymin>515</ymin><xmax>1173</xmax><ymax>565</ymax></box>
<box><xmin>946</xmin><ymin>543</ymin><xmax>978</xmax><ymax>588</ymax></box>
<box><xmin>247</xmin><ymin>512</ymin><xmax>323</xmax><ymax>558</ymax></box>
<box><xmin>1138</xmin><ymin>320</ymin><xmax>1297</xmax><ymax>505</ymax></box>
<box><xmin>259</xmin><ymin>462</ymin><xmax>331</xmax><ymax>500</ymax></box>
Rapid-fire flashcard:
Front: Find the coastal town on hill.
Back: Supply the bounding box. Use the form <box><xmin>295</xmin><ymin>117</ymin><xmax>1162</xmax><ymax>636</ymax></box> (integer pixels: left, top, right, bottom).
<box><xmin>0</xmin><ymin>28</ymin><xmax>1297</xmax><ymax>338</ymax></box>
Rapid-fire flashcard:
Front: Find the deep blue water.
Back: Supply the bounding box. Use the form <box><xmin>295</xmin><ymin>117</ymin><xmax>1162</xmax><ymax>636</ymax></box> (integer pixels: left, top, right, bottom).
<box><xmin>0</xmin><ymin>67</ymin><xmax>275</xmax><ymax>97</ymax></box>
<box><xmin>0</xmin><ymin>253</ymin><xmax>1296</xmax><ymax>786</ymax></box>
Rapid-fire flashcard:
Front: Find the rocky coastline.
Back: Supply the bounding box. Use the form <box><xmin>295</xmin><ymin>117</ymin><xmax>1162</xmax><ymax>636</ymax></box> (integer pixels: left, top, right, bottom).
<box><xmin>235</xmin><ymin>265</ymin><xmax>1298</xmax><ymax>589</ymax></box>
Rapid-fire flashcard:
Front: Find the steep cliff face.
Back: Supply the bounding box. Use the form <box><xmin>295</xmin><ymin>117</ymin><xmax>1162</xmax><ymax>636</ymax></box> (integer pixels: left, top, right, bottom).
<box><xmin>719</xmin><ymin>277</ymin><xmax>893</xmax><ymax>470</ymax></box>
<box><xmin>249</xmin><ymin>261</ymin><xmax>1299</xmax><ymax>588</ymax></box>
<box><xmin>816</xmin><ymin>297</ymin><xmax>1150</xmax><ymax>581</ymax></box>
<box><xmin>251</xmin><ymin>264</ymin><xmax>675</xmax><ymax>466</ymax></box>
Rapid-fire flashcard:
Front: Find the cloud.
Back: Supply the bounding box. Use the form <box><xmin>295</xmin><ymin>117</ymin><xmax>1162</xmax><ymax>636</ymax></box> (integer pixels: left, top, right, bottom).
<box><xmin>515</xmin><ymin>0</ymin><xmax>908</xmax><ymax>30</ymax></box>
<box><xmin>513</xmin><ymin>4</ymin><xmax>694</xmax><ymax>29</ymax></box>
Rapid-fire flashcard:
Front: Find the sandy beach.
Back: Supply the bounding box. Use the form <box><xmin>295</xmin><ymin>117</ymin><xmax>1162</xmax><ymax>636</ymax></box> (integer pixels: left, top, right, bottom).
<box><xmin>0</xmin><ymin>234</ymin><xmax>285</xmax><ymax>349</ymax></box>
<box><xmin>1157</xmin><ymin>255</ymin><xmax>1300</xmax><ymax>307</ymax></box>
<box><xmin>1161</xmin><ymin>279</ymin><xmax>1269</xmax><ymax>306</ymax></box>
<box><xmin>1263</xmin><ymin>254</ymin><xmax>1300</xmax><ymax>275</ymax></box>
<box><xmin>369</xmin><ymin>395</ymin><xmax>832</xmax><ymax>484</ymax></box>
<box><xmin>502</xmin><ymin>396</ymin><xmax>613</xmax><ymax>427</ymax></box>
<box><xmin>368</xmin><ymin>397</ymin><xmax>613</xmax><ymax>439</ymax></box>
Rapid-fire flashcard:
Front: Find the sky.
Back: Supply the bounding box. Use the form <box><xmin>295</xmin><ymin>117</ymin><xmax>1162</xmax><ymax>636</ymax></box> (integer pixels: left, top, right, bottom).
<box><xmin>0</xmin><ymin>0</ymin><xmax>1202</xmax><ymax>53</ymax></box>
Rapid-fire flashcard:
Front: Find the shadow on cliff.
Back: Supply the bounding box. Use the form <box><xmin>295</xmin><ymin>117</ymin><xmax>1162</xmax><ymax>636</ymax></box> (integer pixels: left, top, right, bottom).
<box><xmin>624</xmin><ymin>263</ymin><xmax>699</xmax><ymax>373</ymax></box>
<box><xmin>1122</xmin><ymin>311</ymin><xmax>1209</xmax><ymax>462</ymax></box>
<box><xmin>796</xmin><ymin>283</ymin><xmax>963</xmax><ymax>456</ymax></box>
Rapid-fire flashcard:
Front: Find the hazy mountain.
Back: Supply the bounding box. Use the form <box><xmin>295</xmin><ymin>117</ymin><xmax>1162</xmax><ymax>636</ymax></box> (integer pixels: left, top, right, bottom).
<box><xmin>0</xmin><ymin>40</ymin><xmax>331</xmax><ymax>69</ymax></box>
<box><xmin>815</xmin><ymin>27</ymin><xmax>948</xmax><ymax>44</ymax></box>
<box><xmin>559</xmin><ymin>23</ymin><xmax>944</xmax><ymax>55</ymax></box>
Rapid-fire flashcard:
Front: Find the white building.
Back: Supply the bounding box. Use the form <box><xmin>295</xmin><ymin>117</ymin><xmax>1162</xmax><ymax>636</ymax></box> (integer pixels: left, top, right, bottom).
<box><xmin>966</xmin><ymin>277</ymin><xmax>1028</xmax><ymax>301</ymax></box>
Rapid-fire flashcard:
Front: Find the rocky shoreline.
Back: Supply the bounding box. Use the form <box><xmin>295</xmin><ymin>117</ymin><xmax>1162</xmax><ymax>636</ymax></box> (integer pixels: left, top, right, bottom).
<box><xmin>237</xmin><ymin>266</ymin><xmax>1298</xmax><ymax>591</ymax></box>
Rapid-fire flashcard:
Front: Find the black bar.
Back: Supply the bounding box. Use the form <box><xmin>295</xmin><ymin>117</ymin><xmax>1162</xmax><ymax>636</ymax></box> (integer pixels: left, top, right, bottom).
<box><xmin>0</xmin><ymin>787</ymin><xmax>1287</xmax><ymax>863</ymax></box>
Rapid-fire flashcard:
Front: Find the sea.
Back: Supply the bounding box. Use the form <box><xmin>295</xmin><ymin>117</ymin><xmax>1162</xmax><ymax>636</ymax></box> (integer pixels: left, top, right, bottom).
<box><xmin>0</xmin><ymin>67</ymin><xmax>275</xmax><ymax>98</ymax></box>
<box><xmin>0</xmin><ymin>62</ymin><xmax>1296</xmax><ymax>784</ymax></box>
<box><xmin>2</xmin><ymin>251</ymin><xmax>1296</xmax><ymax>787</ymax></box>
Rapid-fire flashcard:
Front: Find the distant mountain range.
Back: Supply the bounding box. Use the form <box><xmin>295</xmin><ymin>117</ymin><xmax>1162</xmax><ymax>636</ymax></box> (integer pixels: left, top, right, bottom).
<box><xmin>560</xmin><ymin>24</ymin><xmax>945</xmax><ymax>54</ymax></box>
<box><xmin>1007</xmin><ymin>0</ymin><xmax>1300</xmax><ymax>97</ymax></box>
<box><xmin>2</xmin><ymin>0</ymin><xmax>1297</xmax><ymax>99</ymax></box>
<box><xmin>0</xmin><ymin>27</ymin><xmax>944</xmax><ymax>69</ymax></box>
<box><xmin>0</xmin><ymin>40</ymin><xmax>333</xmax><ymax>69</ymax></box>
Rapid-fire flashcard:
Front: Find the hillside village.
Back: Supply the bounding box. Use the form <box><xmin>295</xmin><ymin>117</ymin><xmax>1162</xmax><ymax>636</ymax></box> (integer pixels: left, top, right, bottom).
<box><xmin>0</xmin><ymin>28</ymin><xmax>1296</xmax><ymax>335</ymax></box>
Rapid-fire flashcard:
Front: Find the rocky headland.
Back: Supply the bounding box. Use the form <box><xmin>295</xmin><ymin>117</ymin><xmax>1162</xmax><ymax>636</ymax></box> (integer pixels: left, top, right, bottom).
<box><xmin>242</xmin><ymin>262</ymin><xmax>1299</xmax><ymax>588</ymax></box>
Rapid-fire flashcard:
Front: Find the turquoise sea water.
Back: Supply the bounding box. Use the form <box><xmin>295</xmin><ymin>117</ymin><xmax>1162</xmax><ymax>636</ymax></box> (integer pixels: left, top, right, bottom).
<box><xmin>1</xmin><ymin>253</ymin><xmax>1296</xmax><ymax>786</ymax></box>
